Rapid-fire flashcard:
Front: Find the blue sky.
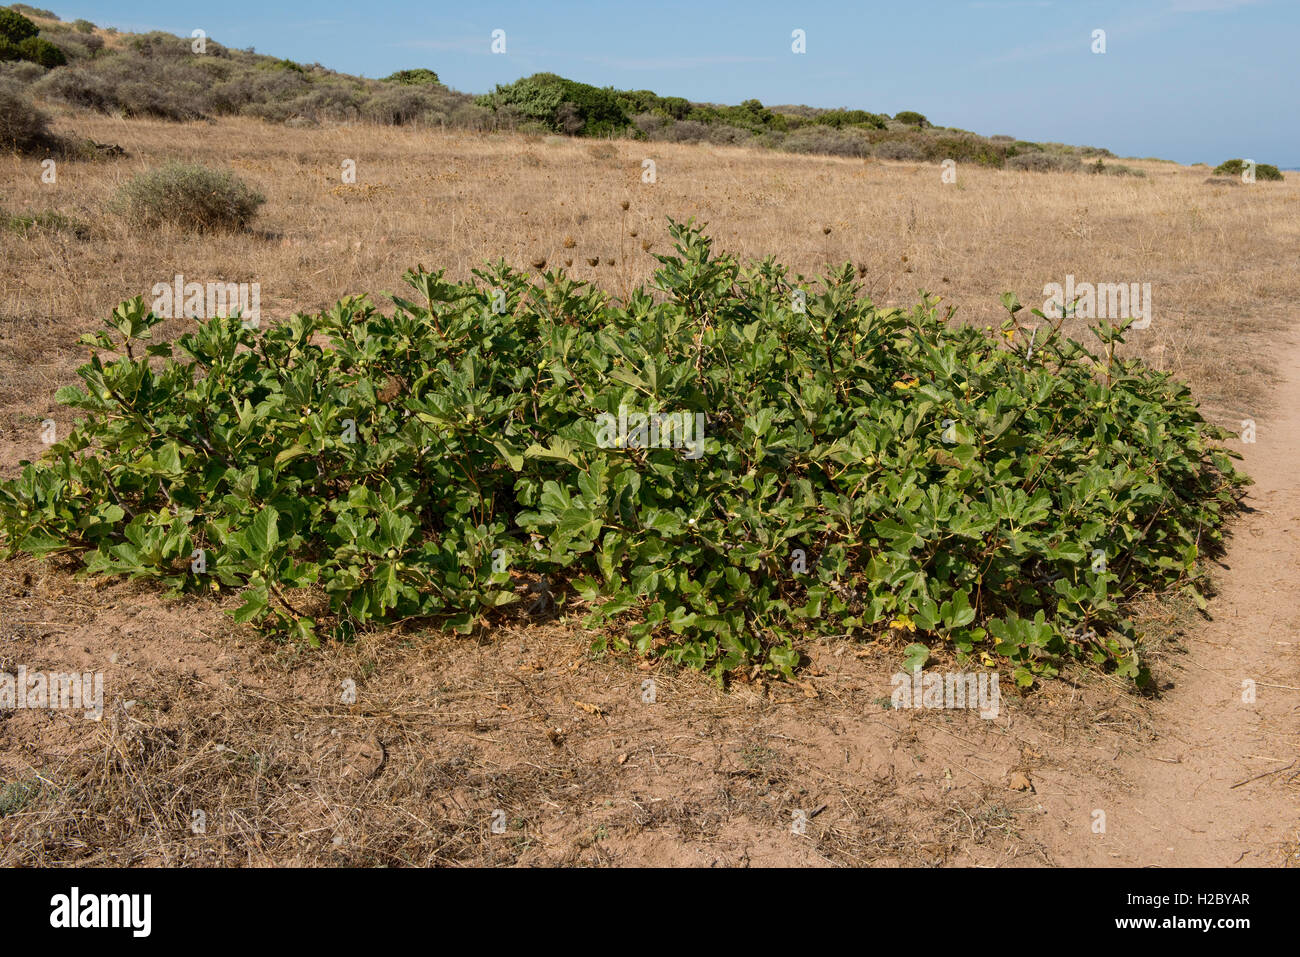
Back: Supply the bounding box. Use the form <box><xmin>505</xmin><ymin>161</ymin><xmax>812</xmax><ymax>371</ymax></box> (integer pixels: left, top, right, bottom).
<box><xmin>60</xmin><ymin>0</ymin><xmax>1298</xmax><ymax>165</ymax></box>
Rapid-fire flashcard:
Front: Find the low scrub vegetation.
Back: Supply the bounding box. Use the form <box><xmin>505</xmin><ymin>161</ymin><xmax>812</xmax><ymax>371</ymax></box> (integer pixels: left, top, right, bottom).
<box><xmin>1213</xmin><ymin>158</ymin><xmax>1284</xmax><ymax>181</ymax></box>
<box><xmin>479</xmin><ymin>72</ymin><xmax>1110</xmax><ymax>168</ymax></box>
<box><xmin>0</xmin><ymin>8</ymin><xmax>67</xmax><ymax>67</ymax></box>
<box><xmin>112</xmin><ymin>162</ymin><xmax>265</xmax><ymax>232</ymax></box>
<box><xmin>3</xmin><ymin>206</ymin><xmax>88</xmax><ymax>236</ymax></box>
<box><xmin>0</xmin><ymin>222</ymin><xmax>1244</xmax><ymax>687</ymax></box>
<box><xmin>0</xmin><ymin>80</ymin><xmax>52</xmax><ymax>150</ymax></box>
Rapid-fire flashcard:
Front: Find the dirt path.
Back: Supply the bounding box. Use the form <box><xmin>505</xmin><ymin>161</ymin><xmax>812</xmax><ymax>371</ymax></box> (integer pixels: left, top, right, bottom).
<box><xmin>1056</xmin><ymin>335</ymin><xmax>1300</xmax><ymax>866</ymax></box>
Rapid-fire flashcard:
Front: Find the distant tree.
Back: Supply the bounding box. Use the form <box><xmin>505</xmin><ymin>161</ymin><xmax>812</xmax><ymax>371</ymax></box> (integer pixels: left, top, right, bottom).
<box><xmin>383</xmin><ymin>68</ymin><xmax>441</xmax><ymax>86</ymax></box>
<box><xmin>17</xmin><ymin>35</ymin><xmax>65</xmax><ymax>67</ymax></box>
<box><xmin>478</xmin><ymin>73</ymin><xmax>629</xmax><ymax>137</ymax></box>
<box><xmin>0</xmin><ymin>9</ymin><xmax>39</xmax><ymax>45</ymax></box>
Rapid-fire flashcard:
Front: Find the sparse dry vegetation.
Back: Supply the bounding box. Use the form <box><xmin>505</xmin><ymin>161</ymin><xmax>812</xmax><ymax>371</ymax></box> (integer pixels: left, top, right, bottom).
<box><xmin>112</xmin><ymin>161</ymin><xmax>265</xmax><ymax>232</ymax></box>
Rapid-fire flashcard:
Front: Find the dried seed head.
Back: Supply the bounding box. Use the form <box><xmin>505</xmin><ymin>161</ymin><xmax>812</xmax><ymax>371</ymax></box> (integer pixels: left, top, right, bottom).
<box><xmin>563</xmin><ymin>235</ymin><xmax>576</xmax><ymax>248</ymax></box>
<box><xmin>620</xmin><ymin>200</ymin><xmax>630</xmax><ymax>210</ymax></box>
<box><xmin>822</xmin><ymin>226</ymin><xmax>832</xmax><ymax>235</ymax></box>
<box><xmin>378</xmin><ymin>377</ymin><xmax>403</xmax><ymax>404</ymax></box>
<box><xmin>531</xmin><ymin>256</ymin><xmax>546</xmax><ymax>270</ymax></box>
<box><xmin>586</xmin><ymin>257</ymin><xmax>599</xmax><ymax>267</ymax></box>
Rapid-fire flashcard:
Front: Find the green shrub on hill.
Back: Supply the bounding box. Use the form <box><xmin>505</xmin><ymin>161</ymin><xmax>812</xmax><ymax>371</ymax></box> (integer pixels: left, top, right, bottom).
<box><xmin>383</xmin><ymin>68</ymin><xmax>440</xmax><ymax>86</ymax></box>
<box><xmin>479</xmin><ymin>72</ymin><xmax>630</xmax><ymax>136</ymax></box>
<box><xmin>1213</xmin><ymin>158</ymin><xmax>1284</xmax><ymax>181</ymax></box>
<box><xmin>15</xmin><ymin>34</ymin><xmax>61</xmax><ymax>66</ymax></box>
<box><xmin>0</xmin><ymin>9</ymin><xmax>39</xmax><ymax>45</ymax></box>
<box><xmin>0</xmin><ymin>7</ymin><xmax>64</xmax><ymax>67</ymax></box>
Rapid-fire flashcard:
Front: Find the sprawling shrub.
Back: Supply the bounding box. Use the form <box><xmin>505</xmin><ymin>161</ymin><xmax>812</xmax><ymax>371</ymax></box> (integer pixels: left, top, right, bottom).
<box><xmin>0</xmin><ymin>9</ymin><xmax>39</xmax><ymax>45</ymax></box>
<box><xmin>383</xmin><ymin>68</ymin><xmax>440</xmax><ymax>86</ymax></box>
<box><xmin>0</xmin><ymin>8</ymin><xmax>71</xmax><ymax>67</ymax></box>
<box><xmin>360</xmin><ymin>83</ymin><xmax>451</xmax><ymax>125</ymax></box>
<box><xmin>1213</xmin><ymin>158</ymin><xmax>1284</xmax><ymax>181</ymax></box>
<box><xmin>479</xmin><ymin>72</ymin><xmax>630</xmax><ymax>137</ymax></box>
<box><xmin>34</xmin><ymin>57</ymin><xmax>211</xmax><ymax>118</ymax></box>
<box><xmin>128</xmin><ymin>30</ymin><xmax>198</xmax><ymax>58</ymax></box>
<box><xmin>814</xmin><ymin>109</ymin><xmax>887</xmax><ymax>130</ymax></box>
<box><xmin>113</xmin><ymin>162</ymin><xmax>265</xmax><ymax>231</ymax></box>
<box><xmin>32</xmin><ymin>63</ymin><xmax>112</xmax><ymax>109</ymax></box>
<box><xmin>631</xmin><ymin>111</ymin><xmax>667</xmax><ymax>137</ymax></box>
<box><xmin>16</xmin><ymin>35</ymin><xmax>64</xmax><ymax>67</ymax></box>
<box><xmin>284</xmin><ymin>81</ymin><xmax>364</xmax><ymax>121</ymax></box>
<box><xmin>44</xmin><ymin>29</ymin><xmax>98</xmax><ymax>60</ymax></box>
<box><xmin>0</xmin><ymin>82</ymin><xmax>53</xmax><ymax>151</ymax></box>
<box><xmin>615</xmin><ymin>89</ymin><xmax>691</xmax><ymax>120</ymax></box>
<box><xmin>872</xmin><ymin>138</ymin><xmax>924</xmax><ymax>161</ymax></box>
<box><xmin>0</xmin><ymin>58</ymin><xmax>44</xmax><ymax>81</ymax></box>
<box><xmin>1088</xmin><ymin>159</ymin><xmax>1145</xmax><ymax>177</ymax></box>
<box><xmin>447</xmin><ymin>100</ymin><xmax>493</xmax><ymax>131</ymax></box>
<box><xmin>0</xmin><ymin>222</ymin><xmax>1244</xmax><ymax>686</ymax></box>
<box><xmin>641</xmin><ymin>118</ymin><xmax>753</xmax><ymax>146</ymax></box>
<box><xmin>209</xmin><ymin>66</ymin><xmax>309</xmax><ymax>116</ymax></box>
<box><xmin>918</xmin><ymin>134</ymin><xmax>1009</xmax><ymax>167</ymax></box>
<box><xmin>1006</xmin><ymin>152</ymin><xmax>1082</xmax><ymax>172</ymax></box>
<box><xmin>682</xmin><ymin>99</ymin><xmax>780</xmax><ymax>133</ymax></box>
<box><xmin>782</xmin><ymin>125</ymin><xmax>872</xmax><ymax>157</ymax></box>
<box><xmin>893</xmin><ymin>110</ymin><xmax>929</xmax><ymax>127</ymax></box>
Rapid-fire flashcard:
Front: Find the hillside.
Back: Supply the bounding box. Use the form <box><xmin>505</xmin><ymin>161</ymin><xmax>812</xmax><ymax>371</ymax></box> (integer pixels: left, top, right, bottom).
<box><xmin>1</xmin><ymin>4</ymin><xmax>1135</xmax><ymax>172</ymax></box>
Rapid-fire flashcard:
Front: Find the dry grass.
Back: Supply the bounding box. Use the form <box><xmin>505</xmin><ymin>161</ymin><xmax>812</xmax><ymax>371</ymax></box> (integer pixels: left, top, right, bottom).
<box><xmin>3</xmin><ymin>112</ymin><xmax>1298</xmax><ymax>440</ymax></box>
<box><xmin>0</xmin><ymin>556</ymin><xmax>1072</xmax><ymax>867</ymax></box>
<box><xmin>2</xmin><ymin>109</ymin><xmax>1298</xmax><ymax>867</ymax></box>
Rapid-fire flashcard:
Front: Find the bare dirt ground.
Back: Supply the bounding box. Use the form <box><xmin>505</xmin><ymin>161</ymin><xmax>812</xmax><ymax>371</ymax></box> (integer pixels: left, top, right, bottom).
<box><xmin>1049</xmin><ymin>334</ymin><xmax>1300</xmax><ymax>866</ymax></box>
<box><xmin>1</xmin><ymin>113</ymin><xmax>1297</xmax><ymax>866</ymax></box>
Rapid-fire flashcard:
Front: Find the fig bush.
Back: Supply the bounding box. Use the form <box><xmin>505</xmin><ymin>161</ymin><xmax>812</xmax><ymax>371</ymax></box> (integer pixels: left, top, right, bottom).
<box><xmin>0</xmin><ymin>220</ymin><xmax>1245</xmax><ymax>685</ymax></box>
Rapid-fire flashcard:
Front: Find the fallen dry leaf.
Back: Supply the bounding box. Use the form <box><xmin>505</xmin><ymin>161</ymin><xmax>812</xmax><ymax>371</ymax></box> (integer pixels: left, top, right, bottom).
<box><xmin>1009</xmin><ymin>771</ymin><xmax>1035</xmax><ymax>792</ymax></box>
